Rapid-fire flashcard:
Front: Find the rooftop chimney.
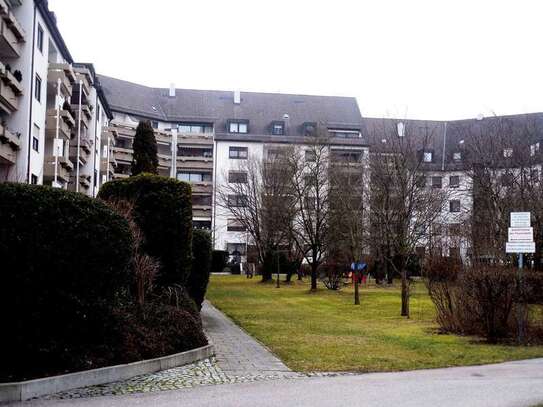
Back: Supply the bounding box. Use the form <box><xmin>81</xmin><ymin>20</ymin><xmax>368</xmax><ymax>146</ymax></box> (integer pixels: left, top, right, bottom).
<box><xmin>234</xmin><ymin>90</ymin><xmax>241</xmax><ymax>105</ymax></box>
<box><xmin>169</xmin><ymin>83</ymin><xmax>175</xmax><ymax>98</ymax></box>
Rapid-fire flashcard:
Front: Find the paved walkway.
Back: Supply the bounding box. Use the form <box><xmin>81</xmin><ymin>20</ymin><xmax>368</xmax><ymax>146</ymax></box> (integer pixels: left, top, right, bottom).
<box><xmin>201</xmin><ymin>301</ymin><xmax>293</xmax><ymax>377</ymax></box>
<box><xmin>14</xmin><ymin>358</ymin><xmax>543</xmax><ymax>406</ymax></box>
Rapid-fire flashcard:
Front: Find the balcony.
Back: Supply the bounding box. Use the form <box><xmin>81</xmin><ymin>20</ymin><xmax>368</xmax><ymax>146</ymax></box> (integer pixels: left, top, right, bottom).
<box><xmin>71</xmin><ymin>106</ymin><xmax>91</xmax><ymax>129</ymax></box>
<box><xmin>79</xmin><ymin>174</ymin><xmax>91</xmax><ymax>189</ymax></box>
<box><xmin>43</xmin><ymin>156</ymin><xmax>72</xmax><ymax>183</ymax></box>
<box><xmin>70</xmin><ymin>142</ymin><xmax>90</xmax><ymax>165</ymax></box>
<box><xmin>155</xmin><ymin>130</ymin><xmax>171</xmax><ymax>144</ymax></box>
<box><xmin>176</xmin><ymin>155</ymin><xmax>213</xmax><ymax>170</ymax></box>
<box><xmin>46</xmin><ymin>110</ymin><xmax>73</xmax><ymax>140</ymax></box>
<box><xmin>48</xmin><ymin>63</ymin><xmax>76</xmax><ymax>99</ymax></box>
<box><xmin>191</xmin><ymin>181</ymin><xmax>213</xmax><ymax>194</ymax></box>
<box><xmin>0</xmin><ymin>3</ymin><xmax>25</xmax><ymax>58</ymax></box>
<box><xmin>158</xmin><ymin>153</ymin><xmax>172</xmax><ymax>168</ymax></box>
<box><xmin>113</xmin><ymin>146</ymin><xmax>133</xmax><ymax>163</ymax></box>
<box><xmin>113</xmin><ymin>172</ymin><xmax>130</xmax><ymax>180</ymax></box>
<box><xmin>0</xmin><ymin>123</ymin><xmax>18</xmax><ymax>164</ymax></box>
<box><xmin>177</xmin><ymin>132</ymin><xmax>213</xmax><ymax>145</ymax></box>
<box><xmin>74</xmin><ymin>67</ymin><xmax>92</xmax><ymax>97</ymax></box>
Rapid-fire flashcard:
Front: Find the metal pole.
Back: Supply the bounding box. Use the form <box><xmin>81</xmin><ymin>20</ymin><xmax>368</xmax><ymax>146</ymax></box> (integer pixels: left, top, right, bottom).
<box><xmin>517</xmin><ymin>252</ymin><xmax>525</xmax><ymax>344</ymax></box>
<box><xmin>276</xmin><ymin>251</ymin><xmax>280</xmax><ymax>288</ymax></box>
<box><xmin>54</xmin><ymin>78</ymin><xmax>61</xmax><ymax>186</ymax></box>
<box><xmin>76</xmin><ymin>80</ymin><xmax>82</xmax><ymax>192</ymax></box>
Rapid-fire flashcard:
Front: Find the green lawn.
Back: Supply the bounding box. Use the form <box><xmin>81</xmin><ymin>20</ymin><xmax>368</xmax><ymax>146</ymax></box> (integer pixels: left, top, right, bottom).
<box><xmin>206</xmin><ymin>275</ymin><xmax>543</xmax><ymax>372</ymax></box>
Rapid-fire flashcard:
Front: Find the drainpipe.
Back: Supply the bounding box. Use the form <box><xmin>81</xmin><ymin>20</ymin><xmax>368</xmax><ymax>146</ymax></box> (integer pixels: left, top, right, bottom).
<box><xmin>53</xmin><ymin>78</ymin><xmax>61</xmax><ymax>186</ymax></box>
<box><xmin>92</xmin><ymin>87</ymin><xmax>99</xmax><ymax>196</ymax></box>
<box><xmin>76</xmin><ymin>80</ymin><xmax>82</xmax><ymax>192</ymax></box>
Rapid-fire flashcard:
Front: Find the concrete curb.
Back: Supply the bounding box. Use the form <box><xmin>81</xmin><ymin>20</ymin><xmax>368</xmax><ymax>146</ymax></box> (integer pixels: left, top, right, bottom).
<box><xmin>0</xmin><ymin>343</ymin><xmax>214</xmax><ymax>402</ymax></box>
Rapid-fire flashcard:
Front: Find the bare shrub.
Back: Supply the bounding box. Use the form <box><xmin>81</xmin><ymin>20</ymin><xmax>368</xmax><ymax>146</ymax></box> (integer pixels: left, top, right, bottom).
<box><xmin>105</xmin><ymin>199</ymin><xmax>159</xmax><ymax>305</ymax></box>
<box><xmin>320</xmin><ymin>263</ymin><xmax>347</xmax><ymax>290</ymax></box>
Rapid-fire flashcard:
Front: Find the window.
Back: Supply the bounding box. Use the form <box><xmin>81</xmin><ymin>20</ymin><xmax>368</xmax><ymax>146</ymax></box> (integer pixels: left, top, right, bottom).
<box><xmin>453</xmin><ymin>152</ymin><xmax>462</xmax><ymax>161</ymax></box>
<box><xmin>423</xmin><ymin>151</ymin><xmax>433</xmax><ymax>163</ymax></box>
<box><xmin>331</xmin><ymin>150</ymin><xmax>362</xmax><ymax>163</ymax></box>
<box><xmin>228</xmin><ymin>171</ymin><xmax>247</xmax><ymax>183</ymax></box>
<box><xmin>501</xmin><ymin>173</ymin><xmax>513</xmax><ymax>187</ymax></box>
<box><xmin>503</xmin><ymin>148</ymin><xmax>513</xmax><ymax>158</ymax></box>
<box><xmin>416</xmin><ymin>175</ymin><xmax>426</xmax><ymax>188</ymax></box>
<box><xmin>449</xmin><ymin>247</ymin><xmax>460</xmax><ymax>258</ymax></box>
<box><xmin>271</xmin><ymin>121</ymin><xmax>284</xmax><ymax>135</ymax></box>
<box><xmin>176</xmin><ymin>172</ymin><xmax>212</xmax><ymax>182</ymax></box>
<box><xmin>34</xmin><ymin>74</ymin><xmax>42</xmax><ymax>102</ymax></box>
<box><xmin>449</xmin><ymin>175</ymin><xmax>460</xmax><ymax>188</ymax></box>
<box><xmin>267</xmin><ymin>148</ymin><xmax>285</xmax><ymax>160</ymax></box>
<box><xmin>227</xmin><ymin>219</ymin><xmax>247</xmax><ymax>232</ymax></box>
<box><xmin>96</xmin><ymin>104</ymin><xmax>101</xmax><ymax>122</ymax></box>
<box><xmin>531</xmin><ymin>168</ymin><xmax>540</xmax><ymax>182</ymax></box>
<box><xmin>228</xmin><ymin>194</ymin><xmax>247</xmax><ymax>207</ymax></box>
<box><xmin>151</xmin><ymin>121</ymin><xmax>159</xmax><ymax>129</ymax></box>
<box><xmin>303</xmin><ymin>122</ymin><xmax>317</xmax><ymax>136</ymax></box>
<box><xmin>432</xmin><ymin>176</ymin><xmax>442</xmax><ymax>189</ymax></box>
<box><xmin>32</xmin><ymin>124</ymin><xmax>39</xmax><ymax>152</ymax></box>
<box><xmin>229</xmin><ymin>146</ymin><xmax>248</xmax><ymax>159</ymax></box>
<box><xmin>432</xmin><ymin>223</ymin><xmax>442</xmax><ymax>236</ymax></box>
<box><xmin>178</xmin><ymin>147</ymin><xmax>213</xmax><ymax>158</ymax></box>
<box><xmin>178</xmin><ymin>123</ymin><xmax>213</xmax><ymax>133</ymax></box>
<box><xmin>227</xmin><ymin>242</ymin><xmax>247</xmax><ymax>256</ymax></box>
<box><xmin>30</xmin><ymin>174</ymin><xmax>38</xmax><ymax>184</ymax></box>
<box><xmin>329</xmin><ymin>129</ymin><xmax>360</xmax><ymax>139</ymax></box>
<box><xmin>305</xmin><ymin>150</ymin><xmax>316</xmax><ymax>162</ymax></box>
<box><xmin>304</xmin><ymin>196</ymin><xmax>316</xmax><ymax>210</ymax></box>
<box><xmin>37</xmin><ymin>24</ymin><xmax>44</xmax><ymax>53</ymax></box>
<box><xmin>449</xmin><ymin>223</ymin><xmax>461</xmax><ymax>236</ymax></box>
<box><xmin>449</xmin><ymin>200</ymin><xmax>461</xmax><ymax>213</ymax></box>
<box><xmin>228</xmin><ymin>120</ymin><xmax>248</xmax><ymax>133</ymax></box>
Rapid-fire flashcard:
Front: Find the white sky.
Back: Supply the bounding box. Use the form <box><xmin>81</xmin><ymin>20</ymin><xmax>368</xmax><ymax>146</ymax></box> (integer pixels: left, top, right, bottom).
<box><xmin>49</xmin><ymin>0</ymin><xmax>543</xmax><ymax>121</ymax></box>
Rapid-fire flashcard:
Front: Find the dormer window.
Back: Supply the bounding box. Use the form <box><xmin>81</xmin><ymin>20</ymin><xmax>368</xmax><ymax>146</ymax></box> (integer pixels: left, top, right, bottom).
<box><xmin>303</xmin><ymin>122</ymin><xmax>317</xmax><ymax>136</ymax></box>
<box><xmin>328</xmin><ymin>129</ymin><xmax>361</xmax><ymax>139</ymax></box>
<box><xmin>271</xmin><ymin>121</ymin><xmax>284</xmax><ymax>135</ymax></box>
<box><xmin>423</xmin><ymin>151</ymin><xmax>433</xmax><ymax>163</ymax></box>
<box><xmin>228</xmin><ymin>120</ymin><xmax>248</xmax><ymax>134</ymax></box>
<box><xmin>503</xmin><ymin>148</ymin><xmax>513</xmax><ymax>158</ymax></box>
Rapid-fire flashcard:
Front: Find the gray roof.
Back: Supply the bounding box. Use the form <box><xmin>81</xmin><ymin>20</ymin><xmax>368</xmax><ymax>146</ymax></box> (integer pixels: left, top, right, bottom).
<box><xmin>98</xmin><ymin>75</ymin><xmax>364</xmax><ymax>139</ymax></box>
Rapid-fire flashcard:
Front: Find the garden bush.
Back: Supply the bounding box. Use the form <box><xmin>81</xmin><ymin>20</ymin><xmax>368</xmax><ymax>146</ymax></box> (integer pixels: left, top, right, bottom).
<box><xmin>211</xmin><ymin>250</ymin><xmax>229</xmax><ymax>274</ymax></box>
<box><xmin>98</xmin><ymin>174</ymin><xmax>193</xmax><ymax>288</ymax></box>
<box><xmin>0</xmin><ymin>184</ymin><xmax>133</xmax><ymax>381</ymax></box>
<box><xmin>187</xmin><ymin>230</ymin><xmax>212</xmax><ymax>310</ymax></box>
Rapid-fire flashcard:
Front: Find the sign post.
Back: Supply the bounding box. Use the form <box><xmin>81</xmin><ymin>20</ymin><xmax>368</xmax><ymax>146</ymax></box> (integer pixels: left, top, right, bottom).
<box><xmin>506</xmin><ymin>212</ymin><xmax>533</xmax><ymax>344</ymax></box>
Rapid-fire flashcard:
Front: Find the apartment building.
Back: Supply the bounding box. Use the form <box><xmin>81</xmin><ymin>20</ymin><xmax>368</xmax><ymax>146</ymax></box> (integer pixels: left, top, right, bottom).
<box><xmin>0</xmin><ymin>0</ymin><xmax>112</xmax><ymax>197</ymax></box>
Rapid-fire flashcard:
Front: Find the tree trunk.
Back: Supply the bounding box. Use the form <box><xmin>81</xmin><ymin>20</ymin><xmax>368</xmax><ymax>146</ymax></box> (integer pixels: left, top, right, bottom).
<box><xmin>401</xmin><ymin>269</ymin><xmax>410</xmax><ymax>317</ymax></box>
<box><xmin>310</xmin><ymin>263</ymin><xmax>318</xmax><ymax>291</ymax></box>
<box><xmin>354</xmin><ymin>270</ymin><xmax>360</xmax><ymax>305</ymax></box>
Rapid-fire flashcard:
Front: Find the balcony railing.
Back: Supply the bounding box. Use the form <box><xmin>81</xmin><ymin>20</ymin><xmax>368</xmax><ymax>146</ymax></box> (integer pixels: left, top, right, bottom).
<box><xmin>48</xmin><ymin>63</ymin><xmax>76</xmax><ymax>99</ymax></box>
<box><xmin>46</xmin><ymin>110</ymin><xmax>72</xmax><ymax>140</ymax></box>
<box><xmin>74</xmin><ymin>67</ymin><xmax>92</xmax><ymax>97</ymax></box>
<box><xmin>177</xmin><ymin>132</ymin><xmax>213</xmax><ymax>145</ymax></box>
<box><xmin>43</xmin><ymin>156</ymin><xmax>72</xmax><ymax>183</ymax></box>
<box><xmin>0</xmin><ymin>66</ymin><xmax>20</xmax><ymax>112</ymax></box>
<box><xmin>191</xmin><ymin>181</ymin><xmax>213</xmax><ymax>194</ymax></box>
<box><xmin>176</xmin><ymin>155</ymin><xmax>213</xmax><ymax>170</ymax></box>
<box><xmin>158</xmin><ymin>153</ymin><xmax>172</xmax><ymax>168</ymax></box>
<box><xmin>113</xmin><ymin>146</ymin><xmax>133</xmax><ymax>163</ymax></box>
<box><xmin>0</xmin><ymin>123</ymin><xmax>18</xmax><ymax>164</ymax></box>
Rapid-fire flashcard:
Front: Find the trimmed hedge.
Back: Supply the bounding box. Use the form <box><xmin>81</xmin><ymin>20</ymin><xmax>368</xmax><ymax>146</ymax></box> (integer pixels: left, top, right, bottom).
<box><xmin>0</xmin><ymin>184</ymin><xmax>133</xmax><ymax>381</ymax></box>
<box><xmin>188</xmin><ymin>230</ymin><xmax>212</xmax><ymax>309</ymax></box>
<box><xmin>98</xmin><ymin>174</ymin><xmax>193</xmax><ymax>288</ymax></box>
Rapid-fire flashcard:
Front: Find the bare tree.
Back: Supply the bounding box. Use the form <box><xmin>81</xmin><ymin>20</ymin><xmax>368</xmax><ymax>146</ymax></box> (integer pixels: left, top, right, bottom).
<box><xmin>367</xmin><ymin>120</ymin><xmax>452</xmax><ymax>317</ymax></box>
<box><xmin>328</xmin><ymin>148</ymin><xmax>368</xmax><ymax>304</ymax></box>
<box><xmin>285</xmin><ymin>133</ymin><xmax>332</xmax><ymax>291</ymax></box>
<box><xmin>216</xmin><ymin>151</ymin><xmax>293</xmax><ymax>281</ymax></box>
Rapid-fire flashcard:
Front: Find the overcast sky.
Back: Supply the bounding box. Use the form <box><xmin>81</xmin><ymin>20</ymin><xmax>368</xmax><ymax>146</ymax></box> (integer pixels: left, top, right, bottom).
<box><xmin>49</xmin><ymin>0</ymin><xmax>543</xmax><ymax>121</ymax></box>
